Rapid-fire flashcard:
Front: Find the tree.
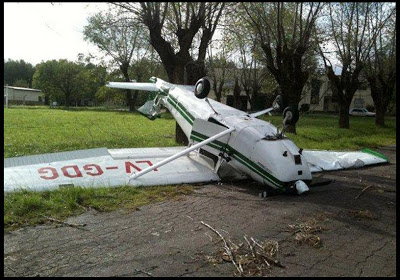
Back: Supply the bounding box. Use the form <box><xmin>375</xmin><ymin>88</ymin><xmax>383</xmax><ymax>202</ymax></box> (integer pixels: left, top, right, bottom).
<box><xmin>114</xmin><ymin>2</ymin><xmax>226</xmax><ymax>144</ymax></box>
<box><xmin>241</xmin><ymin>2</ymin><xmax>322</xmax><ymax>133</ymax></box>
<box><xmin>129</xmin><ymin>52</ymin><xmax>168</xmax><ymax>105</ymax></box>
<box><xmin>4</xmin><ymin>59</ymin><xmax>35</xmax><ymax>87</ymax></box>
<box><xmin>33</xmin><ymin>60</ymin><xmax>86</xmax><ymax>108</ymax></box>
<box><xmin>114</xmin><ymin>2</ymin><xmax>226</xmax><ymax>85</ymax></box>
<box><xmin>237</xmin><ymin>38</ymin><xmax>269</xmax><ymax>111</ymax></box>
<box><xmin>32</xmin><ymin>60</ymin><xmax>58</xmax><ymax>105</ymax></box>
<box><xmin>364</xmin><ymin>3</ymin><xmax>396</xmax><ymax>127</ymax></box>
<box><xmin>317</xmin><ymin>3</ymin><xmax>395</xmax><ymax>128</ymax></box>
<box><xmin>13</xmin><ymin>79</ymin><xmax>30</xmax><ymax>88</ymax></box>
<box><xmin>206</xmin><ymin>44</ymin><xmax>236</xmax><ymax>103</ymax></box>
<box><xmin>232</xmin><ymin>76</ymin><xmax>242</xmax><ymax>110</ymax></box>
<box><xmin>84</xmin><ymin>7</ymin><xmax>148</xmax><ymax>111</ymax></box>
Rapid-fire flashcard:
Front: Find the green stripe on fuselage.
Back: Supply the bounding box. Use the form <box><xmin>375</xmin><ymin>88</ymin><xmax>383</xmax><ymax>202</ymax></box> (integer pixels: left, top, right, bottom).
<box><xmin>164</xmin><ymin>94</ymin><xmax>284</xmax><ymax>188</ymax></box>
<box><xmin>190</xmin><ymin>131</ymin><xmax>284</xmax><ymax>188</ymax></box>
<box><xmin>167</xmin><ymin>95</ymin><xmax>195</xmax><ymax>125</ymax></box>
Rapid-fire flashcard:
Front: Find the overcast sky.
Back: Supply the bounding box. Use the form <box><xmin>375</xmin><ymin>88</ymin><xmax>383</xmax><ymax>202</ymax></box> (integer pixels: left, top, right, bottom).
<box><xmin>4</xmin><ymin>2</ymin><xmax>343</xmax><ymax>74</ymax></box>
<box><xmin>4</xmin><ymin>2</ymin><xmax>110</xmax><ymax>66</ymax></box>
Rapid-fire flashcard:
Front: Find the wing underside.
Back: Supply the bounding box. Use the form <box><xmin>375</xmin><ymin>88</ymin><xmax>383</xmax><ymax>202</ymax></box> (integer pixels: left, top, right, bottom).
<box><xmin>4</xmin><ymin>147</ymin><xmax>220</xmax><ymax>193</ymax></box>
<box><xmin>302</xmin><ymin>148</ymin><xmax>389</xmax><ymax>173</ymax></box>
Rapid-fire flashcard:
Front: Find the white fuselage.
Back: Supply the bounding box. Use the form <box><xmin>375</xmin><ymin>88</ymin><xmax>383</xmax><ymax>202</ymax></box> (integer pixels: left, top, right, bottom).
<box><xmin>160</xmin><ymin>82</ymin><xmax>312</xmax><ymax>190</ymax></box>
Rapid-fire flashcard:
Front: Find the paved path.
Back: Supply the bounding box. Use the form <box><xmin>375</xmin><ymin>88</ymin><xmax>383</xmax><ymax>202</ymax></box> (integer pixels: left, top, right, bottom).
<box><xmin>4</xmin><ymin>147</ymin><xmax>396</xmax><ymax>277</ymax></box>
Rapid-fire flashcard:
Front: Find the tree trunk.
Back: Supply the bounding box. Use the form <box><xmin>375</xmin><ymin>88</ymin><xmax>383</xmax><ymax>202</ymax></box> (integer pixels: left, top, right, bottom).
<box><xmin>285</xmin><ymin>124</ymin><xmax>296</xmax><ymax>134</ymax></box>
<box><xmin>279</xmin><ymin>84</ymin><xmax>303</xmax><ymax>134</ymax></box>
<box><xmin>65</xmin><ymin>92</ymin><xmax>70</xmax><ymax>108</ymax></box>
<box><xmin>185</xmin><ymin>60</ymin><xmax>207</xmax><ymax>85</ymax></box>
<box><xmin>126</xmin><ymin>89</ymin><xmax>135</xmax><ymax>112</ymax></box>
<box><xmin>339</xmin><ymin>102</ymin><xmax>350</xmax><ymax>129</ymax></box>
<box><xmin>121</xmin><ymin>64</ymin><xmax>135</xmax><ymax>112</ymax></box>
<box><xmin>368</xmin><ymin>76</ymin><xmax>394</xmax><ymax>128</ymax></box>
<box><xmin>375</xmin><ymin>104</ymin><xmax>385</xmax><ymax>127</ymax></box>
<box><xmin>233</xmin><ymin>78</ymin><xmax>242</xmax><ymax>109</ymax></box>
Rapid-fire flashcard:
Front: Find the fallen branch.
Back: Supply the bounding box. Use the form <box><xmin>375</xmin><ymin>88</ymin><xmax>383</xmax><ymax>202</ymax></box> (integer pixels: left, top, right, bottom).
<box><xmin>41</xmin><ymin>215</ymin><xmax>87</xmax><ymax>229</ymax></box>
<box><xmin>201</xmin><ymin>221</ymin><xmax>284</xmax><ymax>275</ymax></box>
<box><xmin>244</xmin><ymin>235</ymin><xmax>256</xmax><ymax>258</ymax></box>
<box><xmin>355</xmin><ymin>185</ymin><xmax>372</xmax><ymax>199</ymax></box>
<box><xmin>134</xmin><ymin>269</ymin><xmax>153</xmax><ymax>277</ymax></box>
<box><xmin>250</xmin><ymin>237</ymin><xmax>284</xmax><ymax>268</ymax></box>
<box><xmin>201</xmin><ymin>221</ymin><xmax>243</xmax><ymax>275</ymax></box>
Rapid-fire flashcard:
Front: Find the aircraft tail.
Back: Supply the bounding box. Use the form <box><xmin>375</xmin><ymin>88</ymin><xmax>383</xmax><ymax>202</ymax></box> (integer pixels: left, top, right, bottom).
<box><xmin>137</xmin><ymin>96</ymin><xmax>163</xmax><ymax>120</ymax></box>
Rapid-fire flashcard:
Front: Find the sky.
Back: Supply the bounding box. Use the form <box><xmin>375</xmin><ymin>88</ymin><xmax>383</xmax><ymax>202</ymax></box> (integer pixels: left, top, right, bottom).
<box><xmin>4</xmin><ymin>2</ymin><xmax>110</xmax><ymax>66</ymax></box>
<box><xmin>4</xmin><ymin>2</ymin><xmax>343</xmax><ymax>74</ymax></box>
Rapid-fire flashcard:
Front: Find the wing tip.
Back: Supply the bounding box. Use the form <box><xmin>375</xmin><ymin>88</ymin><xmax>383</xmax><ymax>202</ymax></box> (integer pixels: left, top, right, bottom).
<box><xmin>361</xmin><ymin>148</ymin><xmax>389</xmax><ymax>162</ymax></box>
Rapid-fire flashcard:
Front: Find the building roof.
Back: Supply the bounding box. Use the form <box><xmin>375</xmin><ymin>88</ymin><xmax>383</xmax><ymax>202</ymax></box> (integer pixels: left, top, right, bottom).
<box><xmin>4</xmin><ymin>86</ymin><xmax>41</xmax><ymax>92</ymax></box>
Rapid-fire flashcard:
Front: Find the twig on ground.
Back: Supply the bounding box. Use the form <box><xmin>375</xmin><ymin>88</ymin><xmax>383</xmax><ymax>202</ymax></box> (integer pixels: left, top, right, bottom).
<box><xmin>41</xmin><ymin>215</ymin><xmax>87</xmax><ymax>229</ymax></box>
<box><xmin>201</xmin><ymin>221</ymin><xmax>243</xmax><ymax>275</ymax></box>
<box><xmin>355</xmin><ymin>185</ymin><xmax>372</xmax><ymax>199</ymax></box>
<box><xmin>134</xmin><ymin>269</ymin><xmax>153</xmax><ymax>277</ymax></box>
<box><xmin>244</xmin><ymin>235</ymin><xmax>256</xmax><ymax>258</ymax></box>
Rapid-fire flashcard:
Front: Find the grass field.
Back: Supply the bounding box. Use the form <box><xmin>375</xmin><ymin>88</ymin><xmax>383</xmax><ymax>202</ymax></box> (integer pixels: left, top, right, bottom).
<box><xmin>4</xmin><ymin>107</ymin><xmax>179</xmax><ymax>158</ymax></box>
<box><xmin>263</xmin><ymin>112</ymin><xmax>396</xmax><ymax>150</ymax></box>
<box><xmin>3</xmin><ymin>107</ymin><xmax>396</xmax><ymax>231</ymax></box>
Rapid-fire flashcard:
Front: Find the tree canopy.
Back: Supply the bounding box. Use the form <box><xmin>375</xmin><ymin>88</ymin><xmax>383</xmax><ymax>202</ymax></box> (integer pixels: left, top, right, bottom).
<box><xmin>4</xmin><ymin>59</ymin><xmax>35</xmax><ymax>88</ymax></box>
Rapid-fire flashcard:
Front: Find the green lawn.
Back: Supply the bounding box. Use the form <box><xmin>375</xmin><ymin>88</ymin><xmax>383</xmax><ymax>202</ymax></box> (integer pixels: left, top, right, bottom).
<box><xmin>262</xmin><ymin>113</ymin><xmax>396</xmax><ymax>150</ymax></box>
<box><xmin>4</xmin><ymin>107</ymin><xmax>179</xmax><ymax>158</ymax></box>
<box><xmin>4</xmin><ymin>108</ymin><xmax>396</xmax><ymax>158</ymax></box>
<box><xmin>4</xmin><ymin>185</ymin><xmax>195</xmax><ymax>232</ymax></box>
<box><xmin>3</xmin><ymin>107</ymin><xmax>396</xmax><ymax>232</ymax></box>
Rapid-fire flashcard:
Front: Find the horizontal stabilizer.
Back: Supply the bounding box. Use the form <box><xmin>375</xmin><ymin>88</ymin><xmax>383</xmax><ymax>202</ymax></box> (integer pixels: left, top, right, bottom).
<box><xmin>249</xmin><ymin>107</ymin><xmax>274</xmax><ymax>118</ymax></box>
<box><xmin>107</xmin><ymin>82</ymin><xmax>159</xmax><ymax>92</ymax></box>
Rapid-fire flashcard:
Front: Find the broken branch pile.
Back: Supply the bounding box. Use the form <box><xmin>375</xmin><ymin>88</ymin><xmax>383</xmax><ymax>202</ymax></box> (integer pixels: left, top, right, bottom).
<box><xmin>201</xmin><ymin>221</ymin><xmax>284</xmax><ymax>276</ymax></box>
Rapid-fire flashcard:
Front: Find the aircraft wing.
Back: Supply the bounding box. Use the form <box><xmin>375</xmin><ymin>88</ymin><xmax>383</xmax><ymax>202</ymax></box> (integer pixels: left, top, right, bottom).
<box><xmin>4</xmin><ymin>147</ymin><xmax>220</xmax><ymax>193</ymax></box>
<box><xmin>302</xmin><ymin>148</ymin><xmax>389</xmax><ymax>173</ymax></box>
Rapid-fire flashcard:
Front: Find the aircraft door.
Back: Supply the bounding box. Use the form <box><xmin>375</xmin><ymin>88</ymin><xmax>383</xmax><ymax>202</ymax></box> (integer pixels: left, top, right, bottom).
<box><xmin>189</xmin><ymin>118</ymin><xmax>232</xmax><ymax>158</ymax></box>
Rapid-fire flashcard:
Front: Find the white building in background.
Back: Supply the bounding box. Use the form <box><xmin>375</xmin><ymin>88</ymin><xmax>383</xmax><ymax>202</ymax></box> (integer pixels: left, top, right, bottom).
<box><xmin>4</xmin><ymin>86</ymin><xmax>42</xmax><ymax>106</ymax></box>
<box><xmin>299</xmin><ymin>74</ymin><xmax>374</xmax><ymax>112</ymax></box>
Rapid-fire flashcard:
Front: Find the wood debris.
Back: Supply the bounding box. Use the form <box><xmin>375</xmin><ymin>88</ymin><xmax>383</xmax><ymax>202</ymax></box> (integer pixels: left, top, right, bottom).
<box><xmin>201</xmin><ymin>221</ymin><xmax>284</xmax><ymax>276</ymax></box>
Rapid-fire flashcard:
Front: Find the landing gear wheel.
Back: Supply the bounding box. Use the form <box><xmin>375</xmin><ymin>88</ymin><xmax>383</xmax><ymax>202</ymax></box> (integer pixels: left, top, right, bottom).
<box><xmin>282</xmin><ymin>106</ymin><xmax>299</xmax><ymax>125</ymax></box>
<box><xmin>273</xmin><ymin>95</ymin><xmax>286</xmax><ymax>111</ymax></box>
<box><xmin>194</xmin><ymin>78</ymin><xmax>211</xmax><ymax>99</ymax></box>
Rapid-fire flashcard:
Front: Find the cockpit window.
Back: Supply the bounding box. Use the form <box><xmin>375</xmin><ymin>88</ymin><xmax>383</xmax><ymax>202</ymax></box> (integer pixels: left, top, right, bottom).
<box><xmin>207</xmin><ymin>117</ymin><xmax>228</xmax><ymax>128</ymax></box>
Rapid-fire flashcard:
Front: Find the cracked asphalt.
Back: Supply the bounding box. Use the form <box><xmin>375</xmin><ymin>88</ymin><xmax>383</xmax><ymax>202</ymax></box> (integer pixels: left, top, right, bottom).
<box><xmin>4</xmin><ymin>146</ymin><xmax>396</xmax><ymax>277</ymax></box>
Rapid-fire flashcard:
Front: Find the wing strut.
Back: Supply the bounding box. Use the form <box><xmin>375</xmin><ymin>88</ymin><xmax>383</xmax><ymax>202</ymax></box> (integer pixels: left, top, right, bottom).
<box><xmin>130</xmin><ymin>127</ymin><xmax>235</xmax><ymax>181</ymax></box>
<box><xmin>250</xmin><ymin>102</ymin><xmax>280</xmax><ymax>118</ymax></box>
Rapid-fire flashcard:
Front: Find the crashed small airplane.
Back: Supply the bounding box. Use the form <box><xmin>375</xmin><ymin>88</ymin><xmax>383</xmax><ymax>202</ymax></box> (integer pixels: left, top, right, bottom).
<box><xmin>4</xmin><ymin>77</ymin><xmax>389</xmax><ymax>194</ymax></box>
